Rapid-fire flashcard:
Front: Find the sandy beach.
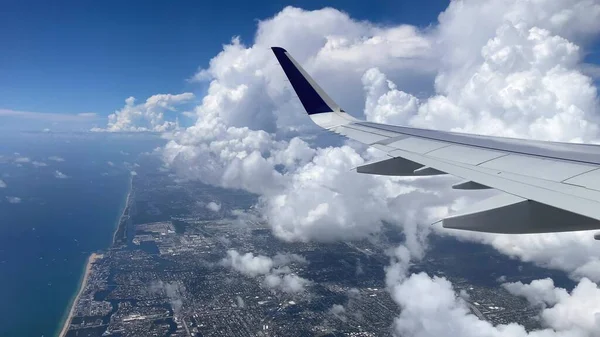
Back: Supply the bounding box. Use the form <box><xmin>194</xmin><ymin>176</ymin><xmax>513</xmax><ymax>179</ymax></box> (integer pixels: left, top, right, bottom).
<box><xmin>58</xmin><ymin>253</ymin><xmax>103</xmax><ymax>337</ymax></box>
<box><xmin>112</xmin><ymin>176</ymin><xmax>133</xmax><ymax>245</ymax></box>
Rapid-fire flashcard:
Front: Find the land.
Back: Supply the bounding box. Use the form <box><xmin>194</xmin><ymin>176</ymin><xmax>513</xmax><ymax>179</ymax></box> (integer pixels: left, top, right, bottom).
<box><xmin>59</xmin><ymin>253</ymin><xmax>103</xmax><ymax>337</ymax></box>
<box><xmin>58</xmin><ymin>157</ymin><xmax>573</xmax><ymax>336</ymax></box>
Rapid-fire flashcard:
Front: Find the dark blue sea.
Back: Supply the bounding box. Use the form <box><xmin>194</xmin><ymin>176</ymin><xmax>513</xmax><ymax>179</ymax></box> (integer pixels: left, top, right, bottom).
<box><xmin>0</xmin><ymin>132</ymin><xmax>164</xmax><ymax>337</ymax></box>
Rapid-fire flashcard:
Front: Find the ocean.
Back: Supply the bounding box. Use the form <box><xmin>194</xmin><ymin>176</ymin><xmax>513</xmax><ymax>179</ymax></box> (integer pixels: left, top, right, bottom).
<box><xmin>0</xmin><ymin>132</ymin><xmax>163</xmax><ymax>337</ymax></box>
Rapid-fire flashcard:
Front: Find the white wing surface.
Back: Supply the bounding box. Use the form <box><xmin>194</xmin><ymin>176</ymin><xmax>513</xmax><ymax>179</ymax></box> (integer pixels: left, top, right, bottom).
<box><xmin>272</xmin><ymin>47</ymin><xmax>600</xmax><ymax>235</ymax></box>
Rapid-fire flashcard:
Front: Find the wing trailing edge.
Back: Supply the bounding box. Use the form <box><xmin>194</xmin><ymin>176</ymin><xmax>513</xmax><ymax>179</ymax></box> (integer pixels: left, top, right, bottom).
<box><xmin>443</xmin><ymin>193</ymin><xmax>600</xmax><ymax>233</ymax></box>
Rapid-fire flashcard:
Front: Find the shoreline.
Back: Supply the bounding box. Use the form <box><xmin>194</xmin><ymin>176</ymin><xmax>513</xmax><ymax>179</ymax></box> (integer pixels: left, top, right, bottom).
<box><xmin>57</xmin><ymin>253</ymin><xmax>103</xmax><ymax>337</ymax></box>
<box><xmin>112</xmin><ymin>175</ymin><xmax>133</xmax><ymax>246</ymax></box>
<box><xmin>57</xmin><ymin>175</ymin><xmax>132</xmax><ymax>337</ymax></box>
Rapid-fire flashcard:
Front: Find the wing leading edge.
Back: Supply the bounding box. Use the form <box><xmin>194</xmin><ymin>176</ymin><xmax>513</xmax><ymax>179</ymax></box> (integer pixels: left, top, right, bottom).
<box><xmin>271</xmin><ymin>46</ymin><xmax>600</xmax><ymax>235</ymax></box>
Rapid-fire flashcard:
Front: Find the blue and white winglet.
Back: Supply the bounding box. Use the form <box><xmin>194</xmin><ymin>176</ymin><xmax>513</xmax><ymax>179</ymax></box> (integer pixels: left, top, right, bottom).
<box><xmin>272</xmin><ymin>46</ymin><xmax>600</xmax><ymax>237</ymax></box>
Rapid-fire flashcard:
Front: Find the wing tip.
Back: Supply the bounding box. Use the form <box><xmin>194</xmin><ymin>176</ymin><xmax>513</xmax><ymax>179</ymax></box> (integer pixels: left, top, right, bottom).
<box><xmin>271</xmin><ymin>46</ymin><xmax>288</xmax><ymax>54</ymax></box>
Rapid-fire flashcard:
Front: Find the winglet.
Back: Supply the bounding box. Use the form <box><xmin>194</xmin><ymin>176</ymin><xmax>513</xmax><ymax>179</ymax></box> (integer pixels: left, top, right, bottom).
<box><xmin>271</xmin><ymin>47</ymin><xmax>341</xmax><ymax>115</ymax></box>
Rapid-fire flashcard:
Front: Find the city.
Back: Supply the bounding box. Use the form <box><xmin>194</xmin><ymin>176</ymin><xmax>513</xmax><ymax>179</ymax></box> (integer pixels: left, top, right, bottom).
<box><xmin>62</xmin><ymin>158</ymin><xmax>565</xmax><ymax>336</ymax></box>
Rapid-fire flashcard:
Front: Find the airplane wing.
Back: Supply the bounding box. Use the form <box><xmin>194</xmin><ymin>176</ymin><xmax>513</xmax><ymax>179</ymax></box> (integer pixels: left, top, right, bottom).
<box><xmin>271</xmin><ymin>46</ymin><xmax>600</xmax><ymax>235</ymax></box>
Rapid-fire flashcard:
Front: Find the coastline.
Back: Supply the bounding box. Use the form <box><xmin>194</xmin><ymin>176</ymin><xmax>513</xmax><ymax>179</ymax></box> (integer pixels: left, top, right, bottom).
<box><xmin>112</xmin><ymin>175</ymin><xmax>133</xmax><ymax>246</ymax></box>
<box><xmin>57</xmin><ymin>253</ymin><xmax>103</xmax><ymax>337</ymax></box>
<box><xmin>57</xmin><ymin>175</ymin><xmax>132</xmax><ymax>337</ymax></box>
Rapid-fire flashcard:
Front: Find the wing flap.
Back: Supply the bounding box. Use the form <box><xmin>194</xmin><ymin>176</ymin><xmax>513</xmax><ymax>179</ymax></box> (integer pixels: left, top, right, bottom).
<box><xmin>443</xmin><ymin>193</ymin><xmax>600</xmax><ymax>234</ymax></box>
<box><xmin>355</xmin><ymin>156</ymin><xmax>423</xmax><ymax>176</ymax></box>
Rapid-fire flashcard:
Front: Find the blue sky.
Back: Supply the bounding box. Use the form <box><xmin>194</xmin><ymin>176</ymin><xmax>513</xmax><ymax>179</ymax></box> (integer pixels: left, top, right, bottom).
<box><xmin>0</xmin><ymin>0</ymin><xmax>450</xmax><ymax>119</ymax></box>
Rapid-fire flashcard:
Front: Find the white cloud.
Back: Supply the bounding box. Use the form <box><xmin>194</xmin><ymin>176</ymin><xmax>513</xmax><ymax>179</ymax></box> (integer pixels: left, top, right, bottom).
<box><xmin>206</xmin><ymin>201</ymin><xmax>221</xmax><ymax>212</ymax></box>
<box><xmin>221</xmin><ymin>250</ymin><xmax>274</xmax><ymax>277</ymax></box>
<box><xmin>160</xmin><ymin>1</ymin><xmax>600</xmax><ymax>249</ymax></box>
<box><xmin>32</xmin><ymin>161</ymin><xmax>47</xmax><ymax>167</ymax></box>
<box><xmin>14</xmin><ymin>157</ymin><xmax>30</xmax><ymax>163</ymax></box>
<box><xmin>54</xmin><ymin>171</ymin><xmax>68</xmax><ymax>179</ymax></box>
<box><xmin>6</xmin><ymin>196</ymin><xmax>21</xmax><ymax>204</ymax></box>
<box><xmin>503</xmin><ymin>278</ymin><xmax>566</xmax><ymax>307</ymax></box>
<box><xmin>92</xmin><ymin>93</ymin><xmax>194</xmax><ymax>132</ymax></box>
<box><xmin>0</xmin><ymin>109</ymin><xmax>99</xmax><ymax>121</ymax></box>
<box><xmin>0</xmin><ymin>179</ymin><xmax>6</xmax><ymax>188</ymax></box>
<box><xmin>221</xmin><ymin>250</ymin><xmax>309</xmax><ymax>293</ymax></box>
<box><xmin>263</xmin><ymin>273</ymin><xmax>309</xmax><ymax>293</ymax></box>
<box><xmin>109</xmin><ymin>1</ymin><xmax>600</xmax><ymax>332</ymax></box>
<box><xmin>504</xmin><ymin>277</ymin><xmax>600</xmax><ymax>333</ymax></box>
<box><xmin>48</xmin><ymin>156</ymin><xmax>65</xmax><ymax>162</ymax></box>
<box><xmin>385</xmin><ymin>244</ymin><xmax>600</xmax><ymax>337</ymax></box>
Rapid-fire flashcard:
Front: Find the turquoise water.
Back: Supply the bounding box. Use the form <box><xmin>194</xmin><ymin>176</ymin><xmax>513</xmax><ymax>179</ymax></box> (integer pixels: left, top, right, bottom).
<box><xmin>0</xmin><ymin>132</ymin><xmax>163</xmax><ymax>337</ymax></box>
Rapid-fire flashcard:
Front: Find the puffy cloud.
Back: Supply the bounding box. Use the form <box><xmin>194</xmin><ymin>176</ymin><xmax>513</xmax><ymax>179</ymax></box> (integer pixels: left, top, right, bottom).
<box><xmin>14</xmin><ymin>157</ymin><xmax>30</xmax><ymax>163</ymax></box>
<box><xmin>221</xmin><ymin>250</ymin><xmax>309</xmax><ymax>293</ymax></box>
<box><xmin>503</xmin><ymin>278</ymin><xmax>566</xmax><ymax>307</ymax></box>
<box><xmin>504</xmin><ymin>277</ymin><xmax>600</xmax><ymax>333</ymax></box>
<box><xmin>54</xmin><ymin>171</ymin><xmax>68</xmax><ymax>179</ymax></box>
<box><xmin>263</xmin><ymin>273</ymin><xmax>309</xmax><ymax>293</ymax></box>
<box><xmin>363</xmin><ymin>67</ymin><xmax>419</xmax><ymax>125</ymax></box>
<box><xmin>120</xmin><ymin>0</ymin><xmax>600</xmax><ymax>331</ymax></box>
<box><xmin>0</xmin><ymin>179</ymin><xmax>6</xmax><ymax>188</ymax></box>
<box><xmin>385</xmin><ymin>243</ymin><xmax>600</xmax><ymax>337</ymax></box>
<box><xmin>6</xmin><ymin>196</ymin><xmax>21</xmax><ymax>204</ymax></box>
<box><xmin>159</xmin><ymin>0</ymin><xmax>600</xmax><ymax>250</ymax></box>
<box><xmin>92</xmin><ymin>93</ymin><xmax>194</xmax><ymax>132</ymax></box>
<box><xmin>221</xmin><ymin>250</ymin><xmax>274</xmax><ymax>277</ymax></box>
<box><xmin>206</xmin><ymin>201</ymin><xmax>221</xmax><ymax>212</ymax></box>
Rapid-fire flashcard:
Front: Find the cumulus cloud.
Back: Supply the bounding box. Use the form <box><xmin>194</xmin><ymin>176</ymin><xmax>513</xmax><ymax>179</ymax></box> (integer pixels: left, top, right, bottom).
<box><xmin>221</xmin><ymin>250</ymin><xmax>309</xmax><ymax>293</ymax></box>
<box><xmin>385</xmin><ymin>243</ymin><xmax>600</xmax><ymax>337</ymax></box>
<box><xmin>221</xmin><ymin>250</ymin><xmax>274</xmax><ymax>277</ymax></box>
<box><xmin>504</xmin><ymin>277</ymin><xmax>600</xmax><ymax>334</ymax></box>
<box><xmin>0</xmin><ymin>179</ymin><xmax>6</xmax><ymax>188</ymax></box>
<box><xmin>6</xmin><ymin>196</ymin><xmax>21</xmax><ymax>204</ymax></box>
<box><xmin>159</xmin><ymin>0</ymin><xmax>600</xmax><ymax>252</ymax></box>
<box><xmin>92</xmin><ymin>93</ymin><xmax>194</xmax><ymax>132</ymax></box>
<box><xmin>263</xmin><ymin>273</ymin><xmax>310</xmax><ymax>293</ymax></box>
<box><xmin>206</xmin><ymin>201</ymin><xmax>221</xmax><ymax>212</ymax></box>
<box><xmin>54</xmin><ymin>171</ymin><xmax>68</xmax><ymax>179</ymax></box>
<box><xmin>108</xmin><ymin>0</ymin><xmax>600</xmax><ymax>332</ymax></box>
<box><xmin>14</xmin><ymin>157</ymin><xmax>30</xmax><ymax>163</ymax></box>
<box><xmin>503</xmin><ymin>278</ymin><xmax>565</xmax><ymax>307</ymax></box>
